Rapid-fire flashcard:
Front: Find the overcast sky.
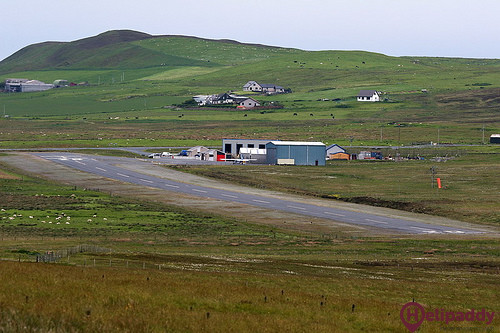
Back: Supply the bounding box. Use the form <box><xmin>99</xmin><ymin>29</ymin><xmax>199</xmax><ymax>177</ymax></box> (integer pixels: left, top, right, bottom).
<box><xmin>2</xmin><ymin>0</ymin><xmax>499</xmax><ymax>61</ymax></box>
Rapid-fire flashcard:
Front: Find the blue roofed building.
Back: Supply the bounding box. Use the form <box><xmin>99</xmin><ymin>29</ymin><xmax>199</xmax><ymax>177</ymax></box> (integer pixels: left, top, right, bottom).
<box><xmin>266</xmin><ymin>141</ymin><xmax>326</xmax><ymax>166</ymax></box>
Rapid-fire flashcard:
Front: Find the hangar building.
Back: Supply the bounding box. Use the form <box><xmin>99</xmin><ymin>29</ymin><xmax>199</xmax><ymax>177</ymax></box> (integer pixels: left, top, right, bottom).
<box><xmin>265</xmin><ymin>141</ymin><xmax>326</xmax><ymax>166</ymax></box>
<box><xmin>222</xmin><ymin>139</ymin><xmax>273</xmax><ymax>156</ymax></box>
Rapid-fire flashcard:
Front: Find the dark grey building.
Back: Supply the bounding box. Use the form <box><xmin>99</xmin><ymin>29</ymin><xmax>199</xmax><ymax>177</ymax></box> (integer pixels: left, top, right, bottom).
<box><xmin>266</xmin><ymin>141</ymin><xmax>326</xmax><ymax>166</ymax></box>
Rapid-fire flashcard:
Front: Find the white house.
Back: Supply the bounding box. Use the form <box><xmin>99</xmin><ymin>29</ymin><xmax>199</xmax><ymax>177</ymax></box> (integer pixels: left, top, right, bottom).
<box><xmin>357</xmin><ymin>90</ymin><xmax>380</xmax><ymax>102</ymax></box>
<box><xmin>238</xmin><ymin>97</ymin><xmax>260</xmax><ymax>108</ymax></box>
<box><xmin>243</xmin><ymin>81</ymin><xmax>287</xmax><ymax>94</ymax></box>
<box><xmin>243</xmin><ymin>81</ymin><xmax>262</xmax><ymax>92</ymax></box>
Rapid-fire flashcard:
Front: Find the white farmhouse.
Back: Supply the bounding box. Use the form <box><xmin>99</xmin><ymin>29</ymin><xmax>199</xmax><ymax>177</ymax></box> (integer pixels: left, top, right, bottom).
<box><xmin>357</xmin><ymin>90</ymin><xmax>380</xmax><ymax>102</ymax></box>
<box><xmin>238</xmin><ymin>97</ymin><xmax>260</xmax><ymax>109</ymax></box>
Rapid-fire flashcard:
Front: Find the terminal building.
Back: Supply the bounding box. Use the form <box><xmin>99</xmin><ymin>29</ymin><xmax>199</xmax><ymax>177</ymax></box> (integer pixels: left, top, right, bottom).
<box><xmin>222</xmin><ymin>139</ymin><xmax>272</xmax><ymax>156</ymax></box>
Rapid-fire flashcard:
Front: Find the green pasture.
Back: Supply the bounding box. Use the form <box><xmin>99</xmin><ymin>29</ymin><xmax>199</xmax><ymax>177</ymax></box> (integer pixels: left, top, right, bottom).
<box><xmin>0</xmin><ymin>157</ymin><xmax>498</xmax><ymax>332</ymax></box>
<box><xmin>0</xmin><ymin>37</ymin><xmax>498</xmax><ymax>148</ymax></box>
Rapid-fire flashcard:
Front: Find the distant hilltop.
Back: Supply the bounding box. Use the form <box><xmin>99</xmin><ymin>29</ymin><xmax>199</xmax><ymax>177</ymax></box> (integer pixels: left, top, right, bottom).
<box><xmin>0</xmin><ymin>30</ymin><xmax>292</xmax><ymax>74</ymax></box>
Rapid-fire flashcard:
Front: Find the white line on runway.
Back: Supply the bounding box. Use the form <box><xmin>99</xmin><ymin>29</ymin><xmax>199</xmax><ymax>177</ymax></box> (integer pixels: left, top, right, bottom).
<box><xmin>74</xmin><ymin>161</ymin><xmax>86</xmax><ymax>165</ymax></box>
<box><xmin>95</xmin><ymin>167</ymin><xmax>107</xmax><ymax>172</ymax></box>
<box><xmin>140</xmin><ymin>179</ymin><xmax>153</xmax><ymax>183</ymax></box>
<box><xmin>164</xmin><ymin>184</ymin><xmax>179</xmax><ymax>188</ymax></box>
<box><xmin>287</xmin><ymin>205</ymin><xmax>306</xmax><ymax>210</ymax></box>
<box><xmin>364</xmin><ymin>218</ymin><xmax>388</xmax><ymax>224</ymax></box>
<box><xmin>410</xmin><ymin>226</ymin><xmax>438</xmax><ymax>233</ymax></box>
<box><xmin>221</xmin><ymin>193</ymin><xmax>238</xmax><ymax>199</ymax></box>
<box><xmin>253</xmin><ymin>199</ymin><xmax>270</xmax><ymax>204</ymax></box>
<box><xmin>324</xmin><ymin>212</ymin><xmax>345</xmax><ymax>217</ymax></box>
<box><xmin>192</xmin><ymin>188</ymin><xmax>207</xmax><ymax>193</ymax></box>
<box><xmin>116</xmin><ymin>173</ymin><xmax>130</xmax><ymax>178</ymax></box>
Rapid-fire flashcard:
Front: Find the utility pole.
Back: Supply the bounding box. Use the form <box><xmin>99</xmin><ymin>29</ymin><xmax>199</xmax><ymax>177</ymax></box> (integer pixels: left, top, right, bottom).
<box><xmin>430</xmin><ymin>166</ymin><xmax>436</xmax><ymax>188</ymax></box>
<box><xmin>482</xmin><ymin>124</ymin><xmax>485</xmax><ymax>145</ymax></box>
<box><xmin>437</xmin><ymin>127</ymin><xmax>440</xmax><ymax>145</ymax></box>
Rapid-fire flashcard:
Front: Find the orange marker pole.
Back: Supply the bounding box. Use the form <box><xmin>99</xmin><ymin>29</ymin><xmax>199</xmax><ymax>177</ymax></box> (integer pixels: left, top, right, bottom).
<box><xmin>437</xmin><ymin>178</ymin><xmax>442</xmax><ymax>189</ymax></box>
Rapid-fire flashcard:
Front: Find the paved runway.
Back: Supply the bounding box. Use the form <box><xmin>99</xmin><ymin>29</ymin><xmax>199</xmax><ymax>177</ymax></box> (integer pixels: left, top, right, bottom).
<box><xmin>34</xmin><ymin>153</ymin><xmax>485</xmax><ymax>235</ymax></box>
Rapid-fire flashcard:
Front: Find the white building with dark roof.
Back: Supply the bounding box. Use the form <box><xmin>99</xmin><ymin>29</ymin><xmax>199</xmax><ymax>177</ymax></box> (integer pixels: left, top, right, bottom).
<box><xmin>357</xmin><ymin>90</ymin><xmax>380</xmax><ymax>102</ymax></box>
<box><xmin>243</xmin><ymin>81</ymin><xmax>287</xmax><ymax>94</ymax></box>
<box><xmin>5</xmin><ymin>78</ymin><xmax>54</xmax><ymax>93</ymax></box>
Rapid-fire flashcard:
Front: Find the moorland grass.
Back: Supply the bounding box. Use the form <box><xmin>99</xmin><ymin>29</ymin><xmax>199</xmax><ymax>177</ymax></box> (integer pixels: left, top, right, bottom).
<box><xmin>0</xmin><ymin>157</ymin><xmax>498</xmax><ymax>332</ymax></box>
<box><xmin>170</xmin><ymin>152</ymin><xmax>500</xmax><ymax>226</ymax></box>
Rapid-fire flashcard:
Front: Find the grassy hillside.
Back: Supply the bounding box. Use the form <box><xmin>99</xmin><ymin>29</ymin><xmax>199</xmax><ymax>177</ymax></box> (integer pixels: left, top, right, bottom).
<box><xmin>0</xmin><ymin>30</ymin><xmax>499</xmax><ymax>147</ymax></box>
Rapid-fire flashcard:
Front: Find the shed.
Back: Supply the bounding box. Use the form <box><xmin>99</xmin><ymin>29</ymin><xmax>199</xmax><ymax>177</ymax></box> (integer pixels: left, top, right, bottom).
<box><xmin>326</xmin><ymin>144</ymin><xmax>346</xmax><ymax>158</ymax></box>
<box><xmin>266</xmin><ymin>141</ymin><xmax>326</xmax><ymax>166</ymax></box>
<box><xmin>329</xmin><ymin>152</ymin><xmax>350</xmax><ymax>160</ymax></box>
<box><xmin>490</xmin><ymin>134</ymin><xmax>500</xmax><ymax>144</ymax></box>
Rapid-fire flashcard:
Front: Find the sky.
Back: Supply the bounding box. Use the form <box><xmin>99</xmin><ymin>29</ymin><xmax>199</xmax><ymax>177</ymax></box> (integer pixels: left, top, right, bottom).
<box><xmin>2</xmin><ymin>0</ymin><xmax>499</xmax><ymax>61</ymax></box>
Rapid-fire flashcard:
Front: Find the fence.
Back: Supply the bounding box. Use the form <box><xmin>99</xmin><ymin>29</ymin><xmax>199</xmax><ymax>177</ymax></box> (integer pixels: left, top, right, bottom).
<box><xmin>36</xmin><ymin>244</ymin><xmax>112</xmax><ymax>263</ymax></box>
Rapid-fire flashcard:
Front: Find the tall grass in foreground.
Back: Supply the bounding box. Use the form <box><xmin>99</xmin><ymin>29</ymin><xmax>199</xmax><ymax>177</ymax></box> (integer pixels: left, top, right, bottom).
<box><xmin>0</xmin><ymin>259</ymin><xmax>498</xmax><ymax>332</ymax></box>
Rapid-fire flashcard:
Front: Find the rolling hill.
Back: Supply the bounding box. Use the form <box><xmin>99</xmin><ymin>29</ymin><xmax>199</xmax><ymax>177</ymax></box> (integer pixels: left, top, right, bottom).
<box><xmin>0</xmin><ymin>30</ymin><xmax>299</xmax><ymax>73</ymax></box>
<box><xmin>0</xmin><ymin>29</ymin><xmax>498</xmax><ymax>147</ymax></box>
<box><xmin>1</xmin><ymin>29</ymin><xmax>499</xmax><ymax>95</ymax></box>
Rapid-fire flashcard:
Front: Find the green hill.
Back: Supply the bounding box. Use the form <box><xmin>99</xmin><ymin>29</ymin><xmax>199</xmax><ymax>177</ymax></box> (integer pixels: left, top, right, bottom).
<box><xmin>0</xmin><ymin>30</ymin><xmax>499</xmax><ymax>148</ymax></box>
<box><xmin>0</xmin><ymin>30</ymin><xmax>300</xmax><ymax>73</ymax></box>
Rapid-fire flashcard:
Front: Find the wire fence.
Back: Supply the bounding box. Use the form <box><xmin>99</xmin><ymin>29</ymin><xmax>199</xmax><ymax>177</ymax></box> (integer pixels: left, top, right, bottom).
<box><xmin>1</xmin><ymin>244</ymin><xmax>171</xmax><ymax>271</ymax></box>
<box><xmin>35</xmin><ymin>244</ymin><xmax>112</xmax><ymax>263</ymax></box>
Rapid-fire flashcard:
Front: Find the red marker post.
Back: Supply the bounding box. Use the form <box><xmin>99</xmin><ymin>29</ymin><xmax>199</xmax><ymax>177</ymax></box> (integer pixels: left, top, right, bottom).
<box><xmin>436</xmin><ymin>178</ymin><xmax>442</xmax><ymax>189</ymax></box>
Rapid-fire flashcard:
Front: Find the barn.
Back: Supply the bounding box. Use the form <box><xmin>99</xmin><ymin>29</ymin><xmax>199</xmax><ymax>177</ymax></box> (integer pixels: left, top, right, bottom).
<box><xmin>265</xmin><ymin>141</ymin><xmax>326</xmax><ymax>166</ymax></box>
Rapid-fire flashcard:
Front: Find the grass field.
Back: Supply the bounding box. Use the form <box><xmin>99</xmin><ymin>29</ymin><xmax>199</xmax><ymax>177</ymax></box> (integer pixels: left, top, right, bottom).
<box><xmin>0</xmin><ymin>31</ymin><xmax>498</xmax><ymax>332</ymax></box>
<box><xmin>171</xmin><ymin>150</ymin><xmax>499</xmax><ymax>227</ymax></box>
<box><xmin>0</xmin><ymin>160</ymin><xmax>498</xmax><ymax>332</ymax></box>
<box><xmin>0</xmin><ymin>32</ymin><xmax>499</xmax><ymax>148</ymax></box>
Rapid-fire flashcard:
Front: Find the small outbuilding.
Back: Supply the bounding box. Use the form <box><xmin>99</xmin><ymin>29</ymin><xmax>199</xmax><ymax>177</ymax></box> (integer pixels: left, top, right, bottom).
<box><xmin>266</xmin><ymin>141</ymin><xmax>326</xmax><ymax>166</ymax></box>
<box><xmin>490</xmin><ymin>134</ymin><xmax>500</xmax><ymax>144</ymax></box>
<box><xmin>326</xmin><ymin>144</ymin><xmax>346</xmax><ymax>158</ymax></box>
<box><xmin>329</xmin><ymin>152</ymin><xmax>351</xmax><ymax>160</ymax></box>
